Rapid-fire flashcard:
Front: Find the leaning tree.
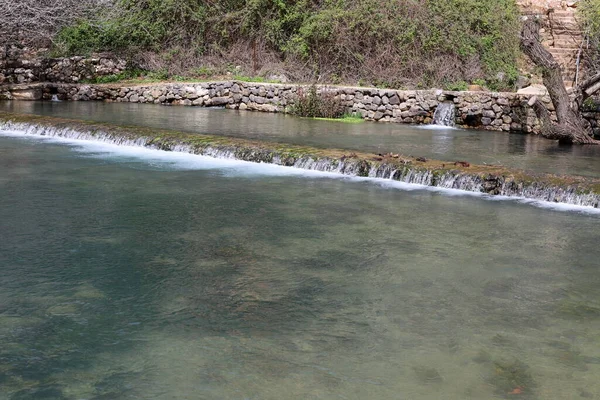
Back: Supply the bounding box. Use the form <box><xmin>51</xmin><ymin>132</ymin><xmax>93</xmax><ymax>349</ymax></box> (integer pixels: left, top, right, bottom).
<box><xmin>520</xmin><ymin>17</ymin><xmax>600</xmax><ymax>144</ymax></box>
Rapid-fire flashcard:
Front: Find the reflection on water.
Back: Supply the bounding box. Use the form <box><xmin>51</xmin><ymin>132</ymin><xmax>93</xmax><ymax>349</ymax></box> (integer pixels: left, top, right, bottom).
<box><xmin>1</xmin><ymin>136</ymin><xmax>599</xmax><ymax>399</ymax></box>
<box><xmin>2</xmin><ymin>100</ymin><xmax>600</xmax><ymax>178</ymax></box>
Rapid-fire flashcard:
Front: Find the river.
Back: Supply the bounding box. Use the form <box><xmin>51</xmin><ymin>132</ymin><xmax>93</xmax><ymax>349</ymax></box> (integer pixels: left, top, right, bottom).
<box><xmin>2</xmin><ymin>100</ymin><xmax>600</xmax><ymax>178</ymax></box>
<box><xmin>0</xmin><ymin>106</ymin><xmax>599</xmax><ymax>399</ymax></box>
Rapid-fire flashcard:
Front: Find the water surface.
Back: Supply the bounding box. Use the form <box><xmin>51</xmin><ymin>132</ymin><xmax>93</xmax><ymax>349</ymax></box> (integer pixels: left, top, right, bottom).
<box><xmin>3</xmin><ymin>100</ymin><xmax>600</xmax><ymax>178</ymax></box>
<box><xmin>1</xmin><ymin>133</ymin><xmax>599</xmax><ymax>399</ymax></box>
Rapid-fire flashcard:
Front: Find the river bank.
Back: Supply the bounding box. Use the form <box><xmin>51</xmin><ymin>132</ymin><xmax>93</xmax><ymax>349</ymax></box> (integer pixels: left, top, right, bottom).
<box><xmin>2</xmin><ymin>111</ymin><xmax>599</xmax><ymax>208</ymax></box>
<box><xmin>2</xmin><ymin>80</ymin><xmax>600</xmax><ymax>136</ymax></box>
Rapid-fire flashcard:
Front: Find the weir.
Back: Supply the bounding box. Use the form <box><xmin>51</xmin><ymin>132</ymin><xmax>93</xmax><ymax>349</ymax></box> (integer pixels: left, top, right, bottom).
<box><xmin>1</xmin><ymin>117</ymin><xmax>599</xmax><ymax>209</ymax></box>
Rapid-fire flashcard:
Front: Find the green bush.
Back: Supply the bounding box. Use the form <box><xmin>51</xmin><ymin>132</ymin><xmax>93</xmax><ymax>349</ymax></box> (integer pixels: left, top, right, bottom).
<box><xmin>291</xmin><ymin>85</ymin><xmax>346</xmax><ymax>118</ymax></box>
<box><xmin>445</xmin><ymin>81</ymin><xmax>469</xmax><ymax>91</ymax></box>
<box><xmin>580</xmin><ymin>0</ymin><xmax>600</xmax><ymax>39</ymax></box>
<box><xmin>54</xmin><ymin>0</ymin><xmax>521</xmax><ymax>89</ymax></box>
<box><xmin>579</xmin><ymin>0</ymin><xmax>600</xmax><ymax>70</ymax></box>
<box><xmin>56</xmin><ymin>0</ymin><xmax>209</xmax><ymax>54</ymax></box>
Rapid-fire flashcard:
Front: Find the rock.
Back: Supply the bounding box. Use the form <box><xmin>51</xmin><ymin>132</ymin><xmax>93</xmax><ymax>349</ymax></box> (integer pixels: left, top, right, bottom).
<box><xmin>11</xmin><ymin>88</ymin><xmax>43</xmax><ymax>100</ymax></box>
<box><xmin>468</xmin><ymin>85</ymin><xmax>485</xmax><ymax>91</ymax></box>
<box><xmin>210</xmin><ymin>96</ymin><xmax>231</xmax><ymax>106</ymax></box>
<box><xmin>267</xmin><ymin>74</ymin><xmax>289</xmax><ymax>83</ymax></box>
<box><xmin>515</xmin><ymin>75</ymin><xmax>530</xmax><ymax>90</ymax></box>
<box><xmin>517</xmin><ymin>84</ymin><xmax>548</xmax><ymax>95</ymax></box>
<box><xmin>129</xmin><ymin>94</ymin><xmax>139</xmax><ymax>102</ymax></box>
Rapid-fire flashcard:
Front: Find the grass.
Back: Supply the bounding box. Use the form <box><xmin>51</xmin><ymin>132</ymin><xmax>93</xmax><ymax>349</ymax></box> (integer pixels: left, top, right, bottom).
<box><xmin>313</xmin><ymin>113</ymin><xmax>365</xmax><ymax>123</ymax></box>
<box><xmin>85</xmin><ymin>72</ymin><xmax>284</xmax><ymax>87</ymax></box>
<box><xmin>232</xmin><ymin>75</ymin><xmax>282</xmax><ymax>84</ymax></box>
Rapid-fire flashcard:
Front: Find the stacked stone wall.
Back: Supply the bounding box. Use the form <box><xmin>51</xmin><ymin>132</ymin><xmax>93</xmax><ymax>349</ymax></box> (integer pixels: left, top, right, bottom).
<box><xmin>0</xmin><ymin>47</ymin><xmax>127</xmax><ymax>84</ymax></box>
<box><xmin>2</xmin><ymin>81</ymin><xmax>600</xmax><ymax>135</ymax></box>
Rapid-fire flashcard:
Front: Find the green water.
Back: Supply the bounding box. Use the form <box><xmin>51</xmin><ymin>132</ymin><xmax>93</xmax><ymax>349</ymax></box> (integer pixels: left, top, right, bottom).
<box><xmin>3</xmin><ymin>100</ymin><xmax>600</xmax><ymax>178</ymax></box>
<box><xmin>1</xmin><ymin>133</ymin><xmax>599</xmax><ymax>399</ymax></box>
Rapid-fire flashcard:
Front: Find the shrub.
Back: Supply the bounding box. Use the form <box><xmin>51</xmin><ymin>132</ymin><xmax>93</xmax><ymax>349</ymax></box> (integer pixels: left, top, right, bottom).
<box><xmin>579</xmin><ymin>0</ymin><xmax>600</xmax><ymax>71</ymax></box>
<box><xmin>52</xmin><ymin>0</ymin><xmax>522</xmax><ymax>89</ymax></box>
<box><xmin>291</xmin><ymin>85</ymin><xmax>346</xmax><ymax>118</ymax></box>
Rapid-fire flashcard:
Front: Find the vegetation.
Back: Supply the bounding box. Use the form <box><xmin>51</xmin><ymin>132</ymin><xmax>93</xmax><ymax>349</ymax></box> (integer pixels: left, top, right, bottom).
<box><xmin>314</xmin><ymin>114</ymin><xmax>365</xmax><ymax>124</ymax></box>
<box><xmin>521</xmin><ymin>18</ymin><xmax>600</xmax><ymax>144</ymax></box>
<box><xmin>579</xmin><ymin>0</ymin><xmax>600</xmax><ymax>71</ymax></box>
<box><xmin>47</xmin><ymin>0</ymin><xmax>521</xmax><ymax>90</ymax></box>
<box><xmin>291</xmin><ymin>85</ymin><xmax>346</xmax><ymax>119</ymax></box>
<box><xmin>0</xmin><ymin>0</ymin><xmax>103</xmax><ymax>47</ymax></box>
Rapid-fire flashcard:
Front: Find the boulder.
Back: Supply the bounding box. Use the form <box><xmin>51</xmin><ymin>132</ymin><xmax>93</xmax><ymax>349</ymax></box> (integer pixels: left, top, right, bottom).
<box><xmin>517</xmin><ymin>84</ymin><xmax>548</xmax><ymax>95</ymax></box>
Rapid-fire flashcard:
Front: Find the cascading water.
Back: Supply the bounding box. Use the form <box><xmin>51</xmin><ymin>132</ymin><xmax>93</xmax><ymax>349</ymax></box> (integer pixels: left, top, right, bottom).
<box><xmin>51</xmin><ymin>94</ymin><xmax>61</xmax><ymax>102</ymax></box>
<box><xmin>432</xmin><ymin>102</ymin><xmax>456</xmax><ymax>127</ymax></box>
<box><xmin>1</xmin><ymin>119</ymin><xmax>599</xmax><ymax>208</ymax></box>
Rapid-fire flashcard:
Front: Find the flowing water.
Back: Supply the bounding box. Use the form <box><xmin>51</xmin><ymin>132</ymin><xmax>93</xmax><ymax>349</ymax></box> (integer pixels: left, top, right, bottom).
<box><xmin>1</xmin><ymin>131</ymin><xmax>600</xmax><ymax>400</ymax></box>
<box><xmin>3</xmin><ymin>100</ymin><xmax>600</xmax><ymax>178</ymax></box>
<box><xmin>432</xmin><ymin>101</ymin><xmax>456</xmax><ymax>127</ymax></box>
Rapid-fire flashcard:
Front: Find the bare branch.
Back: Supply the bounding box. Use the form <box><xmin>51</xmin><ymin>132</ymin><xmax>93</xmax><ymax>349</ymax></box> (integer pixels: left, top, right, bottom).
<box><xmin>0</xmin><ymin>0</ymin><xmax>110</xmax><ymax>47</ymax></box>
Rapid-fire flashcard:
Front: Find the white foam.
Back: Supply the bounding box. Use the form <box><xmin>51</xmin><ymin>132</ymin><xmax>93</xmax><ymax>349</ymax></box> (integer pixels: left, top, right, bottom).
<box><xmin>488</xmin><ymin>195</ymin><xmax>600</xmax><ymax>215</ymax></box>
<box><xmin>2</xmin><ymin>128</ymin><xmax>599</xmax><ymax>215</ymax></box>
<box><xmin>0</xmin><ymin>129</ymin><xmax>337</xmax><ymax>178</ymax></box>
<box><xmin>416</xmin><ymin>125</ymin><xmax>458</xmax><ymax>131</ymax></box>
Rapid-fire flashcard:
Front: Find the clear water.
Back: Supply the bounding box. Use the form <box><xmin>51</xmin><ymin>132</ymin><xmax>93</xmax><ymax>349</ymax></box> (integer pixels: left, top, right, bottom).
<box><xmin>1</xmin><ymin>133</ymin><xmax>600</xmax><ymax>400</ymax></box>
<box><xmin>3</xmin><ymin>100</ymin><xmax>600</xmax><ymax>178</ymax></box>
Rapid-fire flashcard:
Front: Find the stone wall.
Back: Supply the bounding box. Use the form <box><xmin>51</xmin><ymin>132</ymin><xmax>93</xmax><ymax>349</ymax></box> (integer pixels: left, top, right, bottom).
<box><xmin>0</xmin><ymin>46</ymin><xmax>127</xmax><ymax>84</ymax></box>
<box><xmin>2</xmin><ymin>80</ymin><xmax>600</xmax><ymax>136</ymax></box>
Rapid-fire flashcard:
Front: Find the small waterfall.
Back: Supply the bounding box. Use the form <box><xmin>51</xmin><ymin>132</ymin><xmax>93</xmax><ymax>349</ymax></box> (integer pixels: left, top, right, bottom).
<box><xmin>51</xmin><ymin>94</ymin><xmax>61</xmax><ymax>102</ymax></box>
<box><xmin>432</xmin><ymin>102</ymin><xmax>456</xmax><ymax>127</ymax></box>
<box><xmin>1</xmin><ymin>119</ymin><xmax>599</xmax><ymax>209</ymax></box>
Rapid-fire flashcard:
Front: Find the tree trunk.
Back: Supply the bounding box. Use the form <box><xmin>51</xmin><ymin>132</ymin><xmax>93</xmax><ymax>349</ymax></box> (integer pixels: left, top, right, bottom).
<box><xmin>520</xmin><ymin>18</ymin><xmax>599</xmax><ymax>145</ymax></box>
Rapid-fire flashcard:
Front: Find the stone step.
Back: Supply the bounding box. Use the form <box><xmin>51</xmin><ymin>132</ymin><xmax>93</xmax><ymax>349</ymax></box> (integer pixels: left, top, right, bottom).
<box><xmin>548</xmin><ymin>48</ymin><xmax>580</xmax><ymax>54</ymax></box>
<box><xmin>551</xmin><ymin>15</ymin><xmax>579</xmax><ymax>22</ymax></box>
<box><xmin>551</xmin><ymin>34</ymin><xmax>583</xmax><ymax>42</ymax></box>
<box><xmin>551</xmin><ymin>39</ymin><xmax>583</xmax><ymax>47</ymax></box>
<box><xmin>552</xmin><ymin>10</ymin><xmax>577</xmax><ymax>16</ymax></box>
<box><xmin>549</xmin><ymin>17</ymin><xmax>580</xmax><ymax>25</ymax></box>
<box><xmin>548</xmin><ymin>41</ymin><xmax>580</xmax><ymax>47</ymax></box>
<box><xmin>552</xmin><ymin>29</ymin><xmax>583</xmax><ymax>36</ymax></box>
<box><xmin>551</xmin><ymin>24</ymin><xmax>582</xmax><ymax>31</ymax></box>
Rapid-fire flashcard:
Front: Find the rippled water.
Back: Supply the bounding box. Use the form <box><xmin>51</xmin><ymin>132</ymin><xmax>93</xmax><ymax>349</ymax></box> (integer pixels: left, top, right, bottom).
<box><xmin>1</xmin><ymin>133</ymin><xmax>600</xmax><ymax>399</ymax></box>
<box><xmin>3</xmin><ymin>100</ymin><xmax>600</xmax><ymax>178</ymax></box>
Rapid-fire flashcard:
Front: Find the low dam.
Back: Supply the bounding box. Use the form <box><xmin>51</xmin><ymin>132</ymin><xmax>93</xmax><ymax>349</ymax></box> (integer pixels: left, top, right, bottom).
<box><xmin>2</xmin><ymin>111</ymin><xmax>600</xmax><ymax>209</ymax></box>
